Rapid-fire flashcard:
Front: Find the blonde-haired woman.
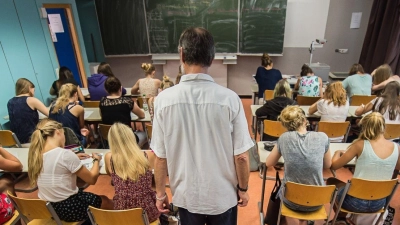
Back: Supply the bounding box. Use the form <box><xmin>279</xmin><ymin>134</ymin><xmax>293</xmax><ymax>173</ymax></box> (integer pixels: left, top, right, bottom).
<box><xmin>104</xmin><ymin>123</ymin><xmax>160</xmax><ymax>223</ymax></box>
<box><xmin>255</xmin><ymin>80</ymin><xmax>297</xmax><ymax>141</ymax></box>
<box><xmin>328</xmin><ymin>112</ymin><xmax>400</xmax><ymax>223</ymax></box>
<box><xmin>49</xmin><ymin>84</ymin><xmax>88</xmax><ymax>146</ymax></box>
<box><xmin>148</xmin><ymin>75</ymin><xmax>174</xmax><ymax>120</ymax></box>
<box><xmin>7</xmin><ymin>78</ymin><xmax>49</xmax><ymax>145</ymax></box>
<box><xmin>266</xmin><ymin>106</ymin><xmax>331</xmax><ymax>225</ymax></box>
<box><xmin>131</xmin><ymin>63</ymin><xmax>161</xmax><ymax>97</ymax></box>
<box><xmin>372</xmin><ymin>64</ymin><xmax>400</xmax><ymax>96</ymax></box>
<box><xmin>309</xmin><ymin>82</ymin><xmax>349</xmax><ymax>142</ymax></box>
<box><xmin>28</xmin><ymin>119</ymin><xmax>112</xmax><ymax>223</ymax></box>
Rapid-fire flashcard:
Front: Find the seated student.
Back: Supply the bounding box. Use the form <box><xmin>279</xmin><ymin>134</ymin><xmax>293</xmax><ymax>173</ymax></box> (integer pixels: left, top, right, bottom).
<box><xmin>0</xmin><ymin>146</ymin><xmax>22</xmax><ymax>224</ymax></box>
<box><xmin>372</xmin><ymin>64</ymin><xmax>400</xmax><ymax>96</ymax></box>
<box><xmin>175</xmin><ymin>65</ymin><xmax>183</xmax><ymax>85</ymax></box>
<box><xmin>104</xmin><ymin>123</ymin><xmax>160</xmax><ymax>223</ymax></box>
<box><xmin>328</xmin><ymin>113</ymin><xmax>400</xmax><ymax>223</ymax></box>
<box><xmin>148</xmin><ymin>75</ymin><xmax>174</xmax><ymax>112</ymax></box>
<box><xmin>88</xmin><ymin>62</ymin><xmax>127</xmax><ymax>101</ymax></box>
<box><xmin>50</xmin><ymin>67</ymin><xmax>85</xmax><ymax>102</ymax></box>
<box><xmin>266</xmin><ymin>106</ymin><xmax>331</xmax><ymax>225</ymax></box>
<box><xmin>295</xmin><ymin>64</ymin><xmax>323</xmax><ymax>97</ymax></box>
<box><xmin>309</xmin><ymin>82</ymin><xmax>350</xmax><ymax>142</ymax></box>
<box><xmin>342</xmin><ymin>63</ymin><xmax>372</xmax><ymax>98</ymax></box>
<box><xmin>255</xmin><ymin>80</ymin><xmax>297</xmax><ymax>141</ymax></box>
<box><xmin>7</xmin><ymin>78</ymin><xmax>49</xmax><ymax>146</ymax></box>
<box><xmin>99</xmin><ymin>77</ymin><xmax>144</xmax><ymax>143</ymax></box>
<box><xmin>131</xmin><ymin>63</ymin><xmax>161</xmax><ymax>97</ymax></box>
<box><xmin>355</xmin><ymin>81</ymin><xmax>400</xmax><ymax>124</ymax></box>
<box><xmin>49</xmin><ymin>84</ymin><xmax>89</xmax><ymax>147</ymax></box>
<box><xmin>254</xmin><ymin>53</ymin><xmax>282</xmax><ymax>104</ymax></box>
<box><xmin>28</xmin><ymin>119</ymin><xmax>113</xmax><ymax>223</ymax></box>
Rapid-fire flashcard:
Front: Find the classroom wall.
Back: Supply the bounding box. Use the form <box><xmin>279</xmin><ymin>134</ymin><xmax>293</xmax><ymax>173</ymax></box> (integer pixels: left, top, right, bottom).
<box><xmin>105</xmin><ymin>0</ymin><xmax>373</xmax><ymax>95</ymax></box>
<box><xmin>0</xmin><ymin>0</ymin><xmax>91</xmax><ymax>128</ymax></box>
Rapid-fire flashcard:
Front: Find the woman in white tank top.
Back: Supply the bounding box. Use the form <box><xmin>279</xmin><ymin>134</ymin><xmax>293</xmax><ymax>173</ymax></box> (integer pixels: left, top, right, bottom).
<box><xmin>328</xmin><ymin>112</ymin><xmax>400</xmax><ymax>222</ymax></box>
<box><xmin>131</xmin><ymin>63</ymin><xmax>161</xmax><ymax>97</ymax></box>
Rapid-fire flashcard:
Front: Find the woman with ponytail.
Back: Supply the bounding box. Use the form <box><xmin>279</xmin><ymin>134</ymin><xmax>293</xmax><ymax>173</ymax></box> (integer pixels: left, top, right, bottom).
<box><xmin>328</xmin><ymin>113</ymin><xmax>400</xmax><ymax>222</ymax></box>
<box><xmin>49</xmin><ymin>84</ymin><xmax>89</xmax><ymax>147</ymax></box>
<box><xmin>131</xmin><ymin>63</ymin><xmax>161</xmax><ymax>97</ymax></box>
<box><xmin>28</xmin><ymin>119</ymin><xmax>113</xmax><ymax>223</ymax></box>
<box><xmin>254</xmin><ymin>53</ymin><xmax>283</xmax><ymax>104</ymax></box>
<box><xmin>104</xmin><ymin>123</ymin><xmax>160</xmax><ymax>223</ymax></box>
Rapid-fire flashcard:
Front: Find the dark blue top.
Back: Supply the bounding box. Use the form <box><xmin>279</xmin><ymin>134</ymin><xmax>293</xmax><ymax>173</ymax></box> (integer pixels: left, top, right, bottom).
<box><xmin>7</xmin><ymin>96</ymin><xmax>39</xmax><ymax>144</ymax></box>
<box><xmin>255</xmin><ymin>67</ymin><xmax>282</xmax><ymax>98</ymax></box>
<box><xmin>88</xmin><ymin>74</ymin><xmax>127</xmax><ymax>101</ymax></box>
<box><xmin>49</xmin><ymin>103</ymin><xmax>82</xmax><ymax>141</ymax></box>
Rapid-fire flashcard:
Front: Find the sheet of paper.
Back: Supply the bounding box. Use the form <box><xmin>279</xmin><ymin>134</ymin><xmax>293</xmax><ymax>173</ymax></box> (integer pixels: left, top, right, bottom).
<box><xmin>48</xmin><ymin>14</ymin><xmax>64</xmax><ymax>33</ymax></box>
<box><xmin>48</xmin><ymin>24</ymin><xmax>57</xmax><ymax>42</ymax></box>
<box><xmin>84</xmin><ymin>111</ymin><xmax>94</xmax><ymax>119</ymax></box>
<box><xmin>81</xmin><ymin>153</ymin><xmax>104</xmax><ymax>170</ymax></box>
<box><xmin>350</xmin><ymin>12</ymin><xmax>362</xmax><ymax>29</ymax></box>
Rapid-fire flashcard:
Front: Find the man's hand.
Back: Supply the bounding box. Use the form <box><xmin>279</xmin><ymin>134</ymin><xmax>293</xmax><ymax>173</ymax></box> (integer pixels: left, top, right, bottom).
<box><xmin>237</xmin><ymin>191</ymin><xmax>249</xmax><ymax>207</ymax></box>
<box><xmin>156</xmin><ymin>194</ymin><xmax>170</xmax><ymax>213</ymax></box>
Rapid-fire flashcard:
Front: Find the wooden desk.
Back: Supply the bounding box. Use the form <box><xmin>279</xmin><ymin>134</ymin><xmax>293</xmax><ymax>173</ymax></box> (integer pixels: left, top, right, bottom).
<box><xmin>257</xmin><ymin>142</ymin><xmax>355</xmax><ymax>223</ymax></box>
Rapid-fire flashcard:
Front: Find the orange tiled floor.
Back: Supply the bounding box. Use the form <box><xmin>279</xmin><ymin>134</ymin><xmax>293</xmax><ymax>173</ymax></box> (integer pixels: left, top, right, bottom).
<box><xmin>16</xmin><ymin>98</ymin><xmax>400</xmax><ymax>225</ymax></box>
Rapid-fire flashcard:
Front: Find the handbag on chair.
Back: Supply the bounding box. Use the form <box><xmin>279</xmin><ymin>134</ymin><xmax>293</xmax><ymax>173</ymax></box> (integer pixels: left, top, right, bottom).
<box><xmin>264</xmin><ymin>171</ymin><xmax>282</xmax><ymax>225</ymax></box>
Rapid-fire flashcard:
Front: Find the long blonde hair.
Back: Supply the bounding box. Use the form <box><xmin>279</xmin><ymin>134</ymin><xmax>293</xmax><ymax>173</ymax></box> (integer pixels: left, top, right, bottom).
<box><xmin>15</xmin><ymin>78</ymin><xmax>34</xmax><ymax>96</ymax></box>
<box><xmin>51</xmin><ymin>83</ymin><xmax>77</xmax><ymax>114</ymax></box>
<box><xmin>108</xmin><ymin>123</ymin><xmax>149</xmax><ymax>181</ymax></box>
<box><xmin>356</xmin><ymin>112</ymin><xmax>385</xmax><ymax>141</ymax></box>
<box><xmin>278</xmin><ymin>105</ymin><xmax>307</xmax><ymax>131</ymax></box>
<box><xmin>273</xmin><ymin>79</ymin><xmax>291</xmax><ymax>98</ymax></box>
<box><xmin>324</xmin><ymin>82</ymin><xmax>347</xmax><ymax>106</ymax></box>
<box><xmin>28</xmin><ymin>119</ymin><xmax>63</xmax><ymax>186</ymax></box>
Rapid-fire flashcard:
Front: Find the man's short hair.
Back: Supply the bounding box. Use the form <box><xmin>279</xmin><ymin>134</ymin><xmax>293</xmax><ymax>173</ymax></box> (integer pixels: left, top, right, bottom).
<box><xmin>178</xmin><ymin>27</ymin><xmax>215</xmax><ymax>67</ymax></box>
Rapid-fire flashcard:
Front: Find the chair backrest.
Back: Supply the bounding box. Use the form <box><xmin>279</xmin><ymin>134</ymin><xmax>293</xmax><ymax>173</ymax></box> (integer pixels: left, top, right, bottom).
<box><xmin>263</xmin><ymin>120</ymin><xmax>287</xmax><ymax>138</ymax></box>
<box><xmin>98</xmin><ymin>124</ymin><xmax>111</xmax><ymax>141</ymax></box>
<box><xmin>7</xmin><ymin>191</ymin><xmax>52</xmax><ymax>221</ymax></box>
<box><xmin>296</xmin><ymin>96</ymin><xmax>321</xmax><ymax>105</ymax></box>
<box><xmin>350</xmin><ymin>95</ymin><xmax>376</xmax><ymax>106</ymax></box>
<box><xmin>137</xmin><ymin>97</ymin><xmax>150</xmax><ymax>108</ymax></box>
<box><xmin>0</xmin><ymin>130</ymin><xmax>22</xmax><ymax>147</ymax></box>
<box><xmin>264</xmin><ymin>90</ymin><xmax>274</xmax><ymax>101</ymax></box>
<box><xmin>145</xmin><ymin>124</ymin><xmax>152</xmax><ymax>141</ymax></box>
<box><xmin>347</xmin><ymin>178</ymin><xmax>398</xmax><ymax>200</ymax></box>
<box><xmin>284</xmin><ymin>182</ymin><xmax>337</xmax><ymax>207</ymax></box>
<box><xmin>88</xmin><ymin>206</ymin><xmax>148</xmax><ymax>225</ymax></box>
<box><xmin>316</xmin><ymin>121</ymin><xmax>350</xmax><ymax>141</ymax></box>
<box><xmin>83</xmin><ymin>101</ymin><xmax>100</xmax><ymax>108</ymax></box>
<box><xmin>384</xmin><ymin>124</ymin><xmax>400</xmax><ymax>139</ymax></box>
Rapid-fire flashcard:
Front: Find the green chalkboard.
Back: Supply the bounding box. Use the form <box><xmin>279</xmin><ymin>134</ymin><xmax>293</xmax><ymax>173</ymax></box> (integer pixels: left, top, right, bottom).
<box><xmin>95</xmin><ymin>0</ymin><xmax>287</xmax><ymax>55</ymax></box>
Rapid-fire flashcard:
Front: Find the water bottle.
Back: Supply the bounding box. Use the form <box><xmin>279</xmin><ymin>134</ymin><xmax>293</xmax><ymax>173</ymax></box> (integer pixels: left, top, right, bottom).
<box><xmin>142</xmin><ymin>94</ymin><xmax>149</xmax><ymax>112</ymax></box>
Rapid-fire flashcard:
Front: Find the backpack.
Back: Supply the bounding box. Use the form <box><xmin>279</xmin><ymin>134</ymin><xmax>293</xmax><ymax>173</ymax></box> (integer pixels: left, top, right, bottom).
<box><xmin>249</xmin><ymin>139</ymin><xmax>261</xmax><ymax>171</ymax></box>
<box><xmin>63</xmin><ymin>127</ymin><xmax>85</xmax><ymax>152</ymax></box>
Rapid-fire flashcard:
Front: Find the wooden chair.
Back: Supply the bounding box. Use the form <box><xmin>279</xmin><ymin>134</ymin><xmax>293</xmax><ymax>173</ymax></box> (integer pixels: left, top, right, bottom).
<box><xmin>87</xmin><ymin>206</ymin><xmax>159</xmax><ymax>225</ymax></box>
<box><xmin>137</xmin><ymin>97</ymin><xmax>150</xmax><ymax>109</ymax></box>
<box><xmin>83</xmin><ymin>101</ymin><xmax>100</xmax><ymax>108</ymax></box>
<box><xmin>316</xmin><ymin>121</ymin><xmax>351</xmax><ymax>143</ymax></box>
<box><xmin>350</xmin><ymin>95</ymin><xmax>376</xmax><ymax>106</ymax></box>
<box><xmin>264</xmin><ymin>90</ymin><xmax>274</xmax><ymax>101</ymax></box>
<box><xmin>145</xmin><ymin>124</ymin><xmax>152</xmax><ymax>144</ymax></box>
<box><xmin>98</xmin><ymin>124</ymin><xmax>111</xmax><ymax>149</ymax></box>
<box><xmin>262</xmin><ymin>120</ymin><xmax>287</xmax><ymax>139</ymax></box>
<box><xmin>296</xmin><ymin>96</ymin><xmax>321</xmax><ymax>105</ymax></box>
<box><xmin>7</xmin><ymin>191</ymin><xmax>83</xmax><ymax>225</ymax></box>
<box><xmin>331</xmin><ymin>178</ymin><xmax>399</xmax><ymax>225</ymax></box>
<box><xmin>0</xmin><ymin>130</ymin><xmax>22</xmax><ymax>147</ymax></box>
<box><xmin>277</xmin><ymin>182</ymin><xmax>337</xmax><ymax>225</ymax></box>
<box><xmin>384</xmin><ymin>123</ymin><xmax>400</xmax><ymax>140</ymax></box>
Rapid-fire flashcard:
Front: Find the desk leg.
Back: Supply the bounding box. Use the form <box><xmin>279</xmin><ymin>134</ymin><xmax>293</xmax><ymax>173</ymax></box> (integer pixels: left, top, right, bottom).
<box><xmin>258</xmin><ymin>164</ymin><xmax>267</xmax><ymax>224</ymax></box>
<box><xmin>254</xmin><ymin>119</ymin><xmax>258</xmax><ymax>141</ymax></box>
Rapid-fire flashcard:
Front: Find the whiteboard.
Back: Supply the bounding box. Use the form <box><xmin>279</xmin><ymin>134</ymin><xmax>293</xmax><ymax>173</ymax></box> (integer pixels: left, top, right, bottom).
<box><xmin>283</xmin><ymin>0</ymin><xmax>330</xmax><ymax>48</ymax></box>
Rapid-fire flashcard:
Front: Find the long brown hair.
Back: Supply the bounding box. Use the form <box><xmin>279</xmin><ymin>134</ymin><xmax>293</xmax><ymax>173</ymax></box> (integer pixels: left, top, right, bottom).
<box><xmin>28</xmin><ymin>119</ymin><xmax>63</xmax><ymax>186</ymax></box>
<box><xmin>51</xmin><ymin>83</ymin><xmax>77</xmax><ymax>114</ymax></box>
<box><xmin>373</xmin><ymin>64</ymin><xmax>393</xmax><ymax>85</ymax></box>
<box><xmin>15</xmin><ymin>78</ymin><xmax>35</xmax><ymax>96</ymax></box>
<box><xmin>373</xmin><ymin>81</ymin><xmax>400</xmax><ymax>121</ymax></box>
<box><xmin>324</xmin><ymin>82</ymin><xmax>347</xmax><ymax>106</ymax></box>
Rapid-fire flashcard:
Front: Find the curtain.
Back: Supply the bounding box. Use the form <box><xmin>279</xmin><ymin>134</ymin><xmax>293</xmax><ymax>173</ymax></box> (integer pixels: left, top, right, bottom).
<box><xmin>359</xmin><ymin>0</ymin><xmax>400</xmax><ymax>74</ymax></box>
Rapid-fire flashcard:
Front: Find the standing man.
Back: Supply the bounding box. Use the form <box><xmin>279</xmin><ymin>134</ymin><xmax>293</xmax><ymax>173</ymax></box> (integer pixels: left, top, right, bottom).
<box><xmin>151</xmin><ymin>27</ymin><xmax>253</xmax><ymax>225</ymax></box>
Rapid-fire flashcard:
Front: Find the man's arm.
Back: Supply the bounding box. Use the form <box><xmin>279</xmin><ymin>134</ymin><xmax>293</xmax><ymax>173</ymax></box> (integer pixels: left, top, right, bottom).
<box><xmin>154</xmin><ymin>156</ymin><xmax>169</xmax><ymax>213</ymax></box>
<box><xmin>234</xmin><ymin>150</ymin><xmax>250</xmax><ymax>207</ymax></box>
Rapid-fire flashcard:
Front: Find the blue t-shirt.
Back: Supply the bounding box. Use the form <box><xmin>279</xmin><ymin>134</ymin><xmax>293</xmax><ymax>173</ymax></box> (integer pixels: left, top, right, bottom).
<box><xmin>342</xmin><ymin>74</ymin><xmax>372</xmax><ymax>98</ymax></box>
<box><xmin>255</xmin><ymin>67</ymin><xmax>282</xmax><ymax>98</ymax></box>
